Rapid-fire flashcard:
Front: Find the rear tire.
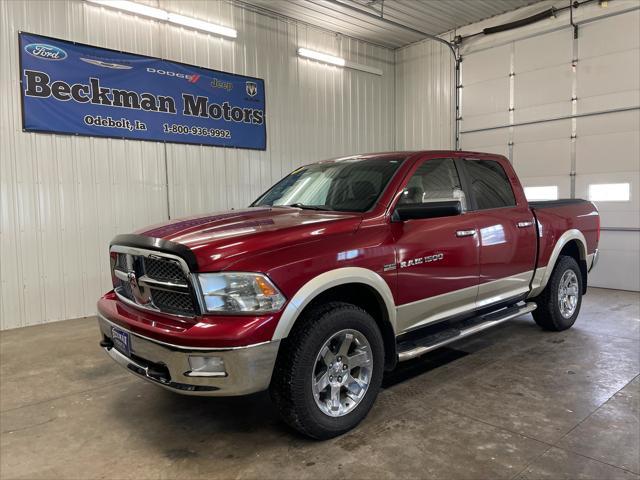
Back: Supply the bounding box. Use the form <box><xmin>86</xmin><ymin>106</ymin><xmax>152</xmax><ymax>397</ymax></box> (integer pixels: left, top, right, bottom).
<box><xmin>532</xmin><ymin>255</ymin><xmax>583</xmax><ymax>331</ymax></box>
<box><xmin>269</xmin><ymin>301</ymin><xmax>384</xmax><ymax>439</ymax></box>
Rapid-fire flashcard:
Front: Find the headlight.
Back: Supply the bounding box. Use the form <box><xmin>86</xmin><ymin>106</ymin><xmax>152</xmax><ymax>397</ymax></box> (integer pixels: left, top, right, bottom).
<box><xmin>197</xmin><ymin>272</ymin><xmax>286</xmax><ymax>314</ymax></box>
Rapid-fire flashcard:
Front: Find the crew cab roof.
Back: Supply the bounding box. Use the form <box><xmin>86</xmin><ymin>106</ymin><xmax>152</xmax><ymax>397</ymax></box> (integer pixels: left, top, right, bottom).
<box><xmin>318</xmin><ymin>150</ymin><xmax>507</xmax><ymax>163</ymax></box>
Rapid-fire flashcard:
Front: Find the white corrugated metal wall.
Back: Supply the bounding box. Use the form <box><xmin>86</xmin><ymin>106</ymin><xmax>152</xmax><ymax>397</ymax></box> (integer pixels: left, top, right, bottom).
<box><xmin>0</xmin><ymin>0</ymin><xmax>395</xmax><ymax>329</ymax></box>
<box><xmin>3</xmin><ymin>0</ymin><xmax>638</xmax><ymax>330</ymax></box>
<box><xmin>394</xmin><ymin>38</ymin><xmax>455</xmax><ymax>150</ymax></box>
<box><xmin>396</xmin><ymin>0</ymin><xmax>640</xmax><ymax>292</ymax></box>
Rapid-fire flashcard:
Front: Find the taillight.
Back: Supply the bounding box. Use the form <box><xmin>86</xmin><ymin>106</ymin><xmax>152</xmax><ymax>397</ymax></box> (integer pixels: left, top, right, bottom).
<box><xmin>596</xmin><ymin>215</ymin><xmax>600</xmax><ymax>243</ymax></box>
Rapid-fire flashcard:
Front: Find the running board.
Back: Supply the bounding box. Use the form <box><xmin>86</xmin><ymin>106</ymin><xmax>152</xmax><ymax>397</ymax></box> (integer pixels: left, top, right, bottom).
<box><xmin>397</xmin><ymin>302</ymin><xmax>537</xmax><ymax>362</ymax></box>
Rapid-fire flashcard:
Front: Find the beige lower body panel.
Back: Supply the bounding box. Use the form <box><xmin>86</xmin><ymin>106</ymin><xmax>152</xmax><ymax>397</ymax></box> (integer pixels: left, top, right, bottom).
<box><xmin>476</xmin><ymin>271</ymin><xmax>533</xmax><ymax>308</ymax></box>
<box><xmin>528</xmin><ymin>267</ymin><xmax>547</xmax><ymax>298</ymax></box>
<box><xmin>396</xmin><ymin>284</ymin><xmax>478</xmax><ymax>333</ymax></box>
<box><xmin>397</xmin><ymin>270</ymin><xmax>535</xmax><ymax>334</ymax></box>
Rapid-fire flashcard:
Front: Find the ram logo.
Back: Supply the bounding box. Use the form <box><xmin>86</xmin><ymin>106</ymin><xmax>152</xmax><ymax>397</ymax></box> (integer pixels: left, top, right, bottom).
<box><xmin>127</xmin><ymin>270</ymin><xmax>151</xmax><ymax>305</ymax></box>
<box><xmin>246</xmin><ymin>81</ymin><xmax>258</xmax><ymax>97</ymax></box>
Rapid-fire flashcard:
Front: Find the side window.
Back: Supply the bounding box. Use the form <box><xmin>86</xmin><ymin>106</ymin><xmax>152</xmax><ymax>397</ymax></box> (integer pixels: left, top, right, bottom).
<box><xmin>465</xmin><ymin>160</ymin><xmax>516</xmax><ymax>210</ymax></box>
<box><xmin>398</xmin><ymin>158</ymin><xmax>466</xmax><ymax>210</ymax></box>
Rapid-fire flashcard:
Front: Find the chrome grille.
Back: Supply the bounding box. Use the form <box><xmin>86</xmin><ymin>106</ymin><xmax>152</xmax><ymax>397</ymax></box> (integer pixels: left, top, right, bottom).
<box><xmin>143</xmin><ymin>257</ymin><xmax>186</xmax><ymax>283</ymax></box>
<box><xmin>111</xmin><ymin>248</ymin><xmax>198</xmax><ymax>317</ymax></box>
<box><xmin>116</xmin><ymin>253</ymin><xmax>129</xmax><ymax>269</ymax></box>
<box><xmin>115</xmin><ymin>277</ymin><xmax>134</xmax><ymax>299</ymax></box>
<box><xmin>150</xmin><ymin>288</ymin><xmax>195</xmax><ymax>315</ymax></box>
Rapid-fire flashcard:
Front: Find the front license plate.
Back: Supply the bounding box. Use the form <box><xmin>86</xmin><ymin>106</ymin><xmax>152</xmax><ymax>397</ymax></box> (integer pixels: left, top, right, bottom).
<box><xmin>111</xmin><ymin>326</ymin><xmax>131</xmax><ymax>357</ymax></box>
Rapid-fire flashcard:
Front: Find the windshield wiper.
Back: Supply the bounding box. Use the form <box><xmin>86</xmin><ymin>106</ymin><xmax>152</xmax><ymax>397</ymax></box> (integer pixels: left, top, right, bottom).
<box><xmin>287</xmin><ymin>203</ymin><xmax>334</xmax><ymax>211</ymax></box>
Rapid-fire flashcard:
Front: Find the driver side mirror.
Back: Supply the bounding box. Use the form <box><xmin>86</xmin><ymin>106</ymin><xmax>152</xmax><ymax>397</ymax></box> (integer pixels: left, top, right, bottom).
<box><xmin>392</xmin><ymin>200</ymin><xmax>462</xmax><ymax>222</ymax></box>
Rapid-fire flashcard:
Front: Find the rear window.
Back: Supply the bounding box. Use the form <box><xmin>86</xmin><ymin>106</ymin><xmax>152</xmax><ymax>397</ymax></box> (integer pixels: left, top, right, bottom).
<box><xmin>465</xmin><ymin>160</ymin><xmax>516</xmax><ymax>210</ymax></box>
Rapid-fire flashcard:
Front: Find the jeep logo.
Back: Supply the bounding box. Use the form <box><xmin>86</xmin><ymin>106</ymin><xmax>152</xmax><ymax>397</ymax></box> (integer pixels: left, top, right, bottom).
<box><xmin>24</xmin><ymin>43</ymin><xmax>67</xmax><ymax>61</ymax></box>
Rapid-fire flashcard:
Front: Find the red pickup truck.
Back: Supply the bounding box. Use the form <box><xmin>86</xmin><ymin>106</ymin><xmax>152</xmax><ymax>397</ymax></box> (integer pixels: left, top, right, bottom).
<box><xmin>97</xmin><ymin>151</ymin><xmax>599</xmax><ymax>439</ymax></box>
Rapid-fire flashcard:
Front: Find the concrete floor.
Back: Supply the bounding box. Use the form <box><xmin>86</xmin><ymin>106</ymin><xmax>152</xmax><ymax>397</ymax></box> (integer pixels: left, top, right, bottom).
<box><xmin>1</xmin><ymin>287</ymin><xmax>638</xmax><ymax>480</ymax></box>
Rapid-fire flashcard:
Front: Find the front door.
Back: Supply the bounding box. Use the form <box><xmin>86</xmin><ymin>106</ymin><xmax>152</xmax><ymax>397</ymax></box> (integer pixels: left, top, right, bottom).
<box><xmin>391</xmin><ymin>158</ymin><xmax>480</xmax><ymax>333</ymax></box>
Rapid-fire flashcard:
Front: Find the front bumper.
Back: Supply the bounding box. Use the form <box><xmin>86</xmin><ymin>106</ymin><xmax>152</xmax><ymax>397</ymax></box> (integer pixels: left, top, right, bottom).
<box><xmin>98</xmin><ymin>314</ymin><xmax>280</xmax><ymax>396</ymax></box>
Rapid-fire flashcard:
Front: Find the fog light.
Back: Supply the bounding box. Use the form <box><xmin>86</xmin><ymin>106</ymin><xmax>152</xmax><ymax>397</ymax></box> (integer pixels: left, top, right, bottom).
<box><xmin>187</xmin><ymin>356</ymin><xmax>226</xmax><ymax>377</ymax></box>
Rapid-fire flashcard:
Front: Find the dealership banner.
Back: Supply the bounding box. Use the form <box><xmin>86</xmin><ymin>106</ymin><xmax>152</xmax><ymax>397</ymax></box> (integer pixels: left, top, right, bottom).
<box><xmin>19</xmin><ymin>32</ymin><xmax>266</xmax><ymax>150</ymax></box>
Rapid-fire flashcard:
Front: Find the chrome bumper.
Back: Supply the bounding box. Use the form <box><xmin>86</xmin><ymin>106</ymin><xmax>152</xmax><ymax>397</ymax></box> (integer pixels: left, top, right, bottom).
<box><xmin>97</xmin><ymin>314</ymin><xmax>280</xmax><ymax>396</ymax></box>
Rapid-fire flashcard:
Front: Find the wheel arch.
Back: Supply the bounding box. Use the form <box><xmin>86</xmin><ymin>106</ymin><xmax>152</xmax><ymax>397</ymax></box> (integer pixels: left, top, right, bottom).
<box><xmin>272</xmin><ymin>268</ymin><xmax>397</xmax><ymax>369</ymax></box>
<box><xmin>558</xmin><ymin>239</ymin><xmax>588</xmax><ymax>294</ymax></box>
<box><xmin>529</xmin><ymin>229</ymin><xmax>588</xmax><ymax>298</ymax></box>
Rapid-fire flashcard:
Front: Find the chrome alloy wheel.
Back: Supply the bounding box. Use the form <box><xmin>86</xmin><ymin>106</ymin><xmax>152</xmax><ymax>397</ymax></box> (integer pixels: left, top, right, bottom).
<box><xmin>312</xmin><ymin>329</ymin><xmax>373</xmax><ymax>418</ymax></box>
<box><xmin>558</xmin><ymin>269</ymin><xmax>579</xmax><ymax>318</ymax></box>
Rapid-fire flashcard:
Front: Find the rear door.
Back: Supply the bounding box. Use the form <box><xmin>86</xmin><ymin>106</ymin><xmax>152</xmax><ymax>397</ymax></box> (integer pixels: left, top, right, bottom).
<box><xmin>461</xmin><ymin>158</ymin><xmax>537</xmax><ymax>308</ymax></box>
<box><xmin>391</xmin><ymin>157</ymin><xmax>480</xmax><ymax>333</ymax></box>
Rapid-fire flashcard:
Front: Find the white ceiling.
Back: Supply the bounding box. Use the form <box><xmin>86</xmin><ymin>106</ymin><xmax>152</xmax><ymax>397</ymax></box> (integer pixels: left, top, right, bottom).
<box><xmin>237</xmin><ymin>0</ymin><xmax>545</xmax><ymax>49</ymax></box>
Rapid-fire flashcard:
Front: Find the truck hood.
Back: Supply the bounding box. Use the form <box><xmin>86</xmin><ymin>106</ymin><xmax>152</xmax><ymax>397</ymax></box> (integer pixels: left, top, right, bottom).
<box><xmin>136</xmin><ymin>207</ymin><xmax>362</xmax><ymax>271</ymax></box>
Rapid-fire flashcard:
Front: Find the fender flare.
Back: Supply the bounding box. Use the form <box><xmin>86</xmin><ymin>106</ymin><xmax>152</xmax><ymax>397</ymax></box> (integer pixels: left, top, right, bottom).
<box><xmin>271</xmin><ymin>267</ymin><xmax>397</xmax><ymax>341</ymax></box>
<box><xmin>528</xmin><ymin>229</ymin><xmax>587</xmax><ymax>298</ymax></box>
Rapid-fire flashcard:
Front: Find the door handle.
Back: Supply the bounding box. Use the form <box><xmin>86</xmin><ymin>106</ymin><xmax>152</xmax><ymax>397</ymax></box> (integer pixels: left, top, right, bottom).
<box><xmin>456</xmin><ymin>229</ymin><xmax>477</xmax><ymax>237</ymax></box>
<box><xmin>517</xmin><ymin>221</ymin><xmax>534</xmax><ymax>228</ymax></box>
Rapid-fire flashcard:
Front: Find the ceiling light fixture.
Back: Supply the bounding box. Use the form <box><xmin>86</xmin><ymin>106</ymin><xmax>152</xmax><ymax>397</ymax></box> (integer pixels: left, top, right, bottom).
<box><xmin>297</xmin><ymin>47</ymin><xmax>346</xmax><ymax>67</ymax></box>
<box><xmin>167</xmin><ymin>13</ymin><xmax>237</xmax><ymax>38</ymax></box>
<box><xmin>86</xmin><ymin>0</ymin><xmax>237</xmax><ymax>38</ymax></box>
<box><xmin>297</xmin><ymin>47</ymin><xmax>383</xmax><ymax>76</ymax></box>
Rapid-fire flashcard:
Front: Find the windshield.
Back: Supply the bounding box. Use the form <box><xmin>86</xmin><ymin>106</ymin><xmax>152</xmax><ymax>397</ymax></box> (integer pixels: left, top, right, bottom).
<box><xmin>252</xmin><ymin>157</ymin><xmax>405</xmax><ymax>212</ymax></box>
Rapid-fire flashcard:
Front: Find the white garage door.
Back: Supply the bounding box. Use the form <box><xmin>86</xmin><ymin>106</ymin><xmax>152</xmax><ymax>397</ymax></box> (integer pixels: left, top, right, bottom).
<box><xmin>460</xmin><ymin>10</ymin><xmax>640</xmax><ymax>291</ymax></box>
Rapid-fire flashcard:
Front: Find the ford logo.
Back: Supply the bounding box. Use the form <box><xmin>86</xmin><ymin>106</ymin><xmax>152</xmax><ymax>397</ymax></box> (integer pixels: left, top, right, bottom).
<box><xmin>24</xmin><ymin>43</ymin><xmax>67</xmax><ymax>61</ymax></box>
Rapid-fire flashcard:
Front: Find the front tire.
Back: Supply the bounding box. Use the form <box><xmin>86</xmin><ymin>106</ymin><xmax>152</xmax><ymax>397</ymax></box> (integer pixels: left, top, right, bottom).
<box><xmin>532</xmin><ymin>255</ymin><xmax>583</xmax><ymax>331</ymax></box>
<box><xmin>270</xmin><ymin>301</ymin><xmax>384</xmax><ymax>439</ymax></box>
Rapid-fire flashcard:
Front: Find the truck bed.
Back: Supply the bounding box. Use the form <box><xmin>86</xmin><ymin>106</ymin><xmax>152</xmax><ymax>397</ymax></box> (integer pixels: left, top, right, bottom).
<box><xmin>530</xmin><ymin>199</ymin><xmax>600</xmax><ymax>282</ymax></box>
<box><xmin>528</xmin><ymin>199</ymin><xmax>590</xmax><ymax>209</ymax></box>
